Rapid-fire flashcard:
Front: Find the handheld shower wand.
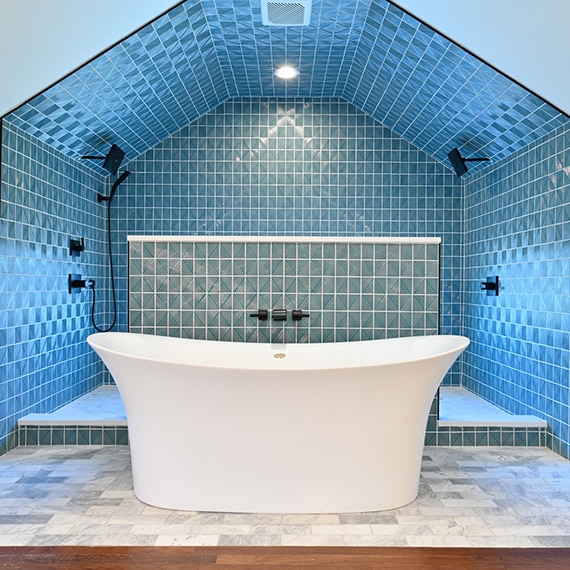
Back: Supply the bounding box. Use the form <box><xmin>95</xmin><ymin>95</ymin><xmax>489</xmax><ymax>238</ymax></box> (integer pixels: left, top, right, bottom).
<box><xmin>98</xmin><ymin>170</ymin><xmax>131</xmax><ymax>202</ymax></box>
<box><xmin>90</xmin><ymin>169</ymin><xmax>131</xmax><ymax>332</ymax></box>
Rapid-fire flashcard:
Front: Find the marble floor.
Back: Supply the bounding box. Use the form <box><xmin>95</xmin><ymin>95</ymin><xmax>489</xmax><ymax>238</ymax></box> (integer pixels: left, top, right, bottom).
<box><xmin>9</xmin><ymin>386</ymin><xmax>566</xmax><ymax>547</ymax></box>
<box><xmin>1</xmin><ymin>445</ymin><xmax>570</xmax><ymax>548</ymax></box>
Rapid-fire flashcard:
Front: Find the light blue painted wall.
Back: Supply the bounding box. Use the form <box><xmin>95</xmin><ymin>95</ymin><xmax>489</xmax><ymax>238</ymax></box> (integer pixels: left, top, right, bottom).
<box><xmin>463</xmin><ymin>122</ymin><xmax>570</xmax><ymax>458</ymax></box>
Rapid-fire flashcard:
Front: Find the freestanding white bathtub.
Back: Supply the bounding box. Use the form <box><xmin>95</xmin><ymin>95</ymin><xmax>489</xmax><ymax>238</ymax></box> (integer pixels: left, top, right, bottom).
<box><xmin>87</xmin><ymin>332</ymin><xmax>469</xmax><ymax>513</ymax></box>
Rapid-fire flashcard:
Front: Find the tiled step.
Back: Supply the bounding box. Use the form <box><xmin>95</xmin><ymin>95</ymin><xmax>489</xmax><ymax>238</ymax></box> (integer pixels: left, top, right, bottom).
<box><xmin>18</xmin><ymin>385</ymin><xmax>126</xmax><ymax>426</ymax></box>
<box><xmin>438</xmin><ymin>387</ymin><xmax>547</xmax><ymax>428</ymax></box>
<box><xmin>18</xmin><ymin>386</ymin><xmax>128</xmax><ymax>446</ymax></box>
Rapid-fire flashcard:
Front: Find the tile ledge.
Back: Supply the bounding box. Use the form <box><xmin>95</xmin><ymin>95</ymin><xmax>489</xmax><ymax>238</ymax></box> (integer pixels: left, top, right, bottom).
<box><xmin>127</xmin><ymin>235</ymin><xmax>442</xmax><ymax>244</ymax></box>
<box><xmin>438</xmin><ymin>417</ymin><xmax>547</xmax><ymax>429</ymax></box>
<box><xmin>18</xmin><ymin>418</ymin><xmax>128</xmax><ymax>427</ymax></box>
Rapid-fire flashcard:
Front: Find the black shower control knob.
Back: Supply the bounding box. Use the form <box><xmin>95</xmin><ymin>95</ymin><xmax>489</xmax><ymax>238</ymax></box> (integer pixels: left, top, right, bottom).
<box><xmin>481</xmin><ymin>276</ymin><xmax>499</xmax><ymax>296</ymax></box>
<box><xmin>249</xmin><ymin>309</ymin><xmax>268</xmax><ymax>321</ymax></box>
<box><xmin>292</xmin><ymin>310</ymin><xmax>310</xmax><ymax>321</ymax></box>
<box><xmin>69</xmin><ymin>237</ymin><xmax>85</xmax><ymax>256</ymax></box>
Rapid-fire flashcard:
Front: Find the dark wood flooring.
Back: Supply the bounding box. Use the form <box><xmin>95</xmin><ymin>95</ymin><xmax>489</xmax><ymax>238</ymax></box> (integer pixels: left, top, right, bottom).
<box><xmin>0</xmin><ymin>547</ymin><xmax>569</xmax><ymax>569</ymax></box>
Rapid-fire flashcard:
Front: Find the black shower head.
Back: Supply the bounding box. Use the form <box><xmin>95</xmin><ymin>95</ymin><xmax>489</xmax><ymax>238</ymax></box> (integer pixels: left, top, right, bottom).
<box><xmin>81</xmin><ymin>144</ymin><xmax>126</xmax><ymax>175</ymax></box>
<box><xmin>448</xmin><ymin>148</ymin><xmax>468</xmax><ymax>177</ymax></box>
<box><xmin>102</xmin><ymin>144</ymin><xmax>125</xmax><ymax>175</ymax></box>
<box><xmin>447</xmin><ymin>147</ymin><xmax>490</xmax><ymax>177</ymax></box>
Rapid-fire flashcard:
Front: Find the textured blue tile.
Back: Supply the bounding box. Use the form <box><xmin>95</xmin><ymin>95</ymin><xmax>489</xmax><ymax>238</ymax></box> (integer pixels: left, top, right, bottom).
<box><xmin>463</xmin><ymin>122</ymin><xmax>570</xmax><ymax>458</ymax></box>
<box><xmin>129</xmin><ymin>232</ymin><xmax>439</xmax><ymax>344</ymax></box>
<box><xmin>5</xmin><ymin>42</ymin><xmax>568</xmax><ymax>461</ymax></box>
<box><xmin>0</xmin><ymin>123</ymin><xmax>109</xmax><ymax>454</ymax></box>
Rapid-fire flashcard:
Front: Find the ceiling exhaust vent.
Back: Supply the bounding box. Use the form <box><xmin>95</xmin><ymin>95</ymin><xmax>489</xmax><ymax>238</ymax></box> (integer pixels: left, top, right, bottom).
<box><xmin>261</xmin><ymin>0</ymin><xmax>312</xmax><ymax>26</ymax></box>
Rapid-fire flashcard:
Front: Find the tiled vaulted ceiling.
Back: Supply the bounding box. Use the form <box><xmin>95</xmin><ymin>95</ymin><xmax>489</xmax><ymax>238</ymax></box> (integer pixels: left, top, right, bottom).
<box><xmin>5</xmin><ymin>0</ymin><xmax>568</xmax><ymax>176</ymax></box>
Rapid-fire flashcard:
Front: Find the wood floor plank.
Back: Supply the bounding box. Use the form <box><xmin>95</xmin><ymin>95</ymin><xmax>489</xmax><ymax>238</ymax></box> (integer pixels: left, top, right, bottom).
<box><xmin>1</xmin><ymin>547</ymin><xmax>570</xmax><ymax>569</ymax></box>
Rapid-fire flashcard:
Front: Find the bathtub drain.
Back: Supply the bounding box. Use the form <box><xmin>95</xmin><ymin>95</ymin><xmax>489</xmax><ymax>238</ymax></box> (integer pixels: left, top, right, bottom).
<box><xmin>273</xmin><ymin>352</ymin><xmax>286</xmax><ymax>359</ymax></box>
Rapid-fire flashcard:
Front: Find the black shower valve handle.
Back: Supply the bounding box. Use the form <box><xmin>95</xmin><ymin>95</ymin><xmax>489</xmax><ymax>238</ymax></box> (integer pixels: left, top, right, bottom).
<box><xmin>272</xmin><ymin>309</ymin><xmax>288</xmax><ymax>321</ymax></box>
<box><xmin>292</xmin><ymin>309</ymin><xmax>310</xmax><ymax>321</ymax></box>
<box><xmin>249</xmin><ymin>309</ymin><xmax>268</xmax><ymax>321</ymax></box>
<box><xmin>71</xmin><ymin>278</ymin><xmax>95</xmax><ymax>289</ymax></box>
<box><xmin>69</xmin><ymin>237</ymin><xmax>85</xmax><ymax>256</ymax></box>
<box><xmin>481</xmin><ymin>276</ymin><xmax>499</xmax><ymax>296</ymax></box>
<box><xmin>68</xmin><ymin>274</ymin><xmax>95</xmax><ymax>294</ymax></box>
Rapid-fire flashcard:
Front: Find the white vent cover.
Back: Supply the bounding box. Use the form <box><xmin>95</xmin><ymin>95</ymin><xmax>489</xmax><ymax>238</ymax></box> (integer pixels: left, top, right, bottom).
<box><xmin>261</xmin><ymin>0</ymin><xmax>312</xmax><ymax>26</ymax></box>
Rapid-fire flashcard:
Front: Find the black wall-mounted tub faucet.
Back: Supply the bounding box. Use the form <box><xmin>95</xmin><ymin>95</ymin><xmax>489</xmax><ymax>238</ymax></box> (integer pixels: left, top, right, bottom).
<box><xmin>292</xmin><ymin>310</ymin><xmax>310</xmax><ymax>321</ymax></box>
<box><xmin>272</xmin><ymin>309</ymin><xmax>288</xmax><ymax>321</ymax></box>
<box><xmin>249</xmin><ymin>309</ymin><xmax>268</xmax><ymax>321</ymax></box>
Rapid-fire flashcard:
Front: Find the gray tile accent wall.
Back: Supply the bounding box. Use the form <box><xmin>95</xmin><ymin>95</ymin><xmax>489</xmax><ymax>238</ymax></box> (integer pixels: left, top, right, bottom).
<box><xmin>128</xmin><ymin>239</ymin><xmax>440</xmax><ymax>343</ymax></box>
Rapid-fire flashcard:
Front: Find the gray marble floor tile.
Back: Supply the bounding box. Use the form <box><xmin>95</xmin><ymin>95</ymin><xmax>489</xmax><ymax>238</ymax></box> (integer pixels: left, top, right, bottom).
<box><xmin>0</xmin><ymin>445</ymin><xmax>569</xmax><ymax>547</ymax></box>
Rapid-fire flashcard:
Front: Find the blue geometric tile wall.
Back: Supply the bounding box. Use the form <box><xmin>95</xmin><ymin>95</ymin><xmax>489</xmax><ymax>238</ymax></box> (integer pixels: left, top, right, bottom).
<box><xmin>0</xmin><ymin>121</ymin><xmax>110</xmax><ymax>455</ymax></box>
<box><xmin>3</xmin><ymin>91</ymin><xmax>567</xmax><ymax>459</ymax></box>
<box><xmin>0</xmin><ymin>96</ymin><xmax>464</xmax><ymax>457</ymax></box>
<box><xmin>462</xmin><ymin>121</ymin><xmax>570</xmax><ymax>459</ymax></box>
<box><xmin>128</xmin><ymin>238</ymin><xmax>440</xmax><ymax>344</ymax></box>
<box><xmin>113</xmin><ymin>98</ymin><xmax>464</xmax><ymax>381</ymax></box>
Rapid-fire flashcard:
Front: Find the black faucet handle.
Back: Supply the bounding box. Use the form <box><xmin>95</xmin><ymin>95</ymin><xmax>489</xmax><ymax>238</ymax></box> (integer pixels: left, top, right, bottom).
<box><xmin>292</xmin><ymin>309</ymin><xmax>310</xmax><ymax>321</ymax></box>
<box><xmin>69</xmin><ymin>237</ymin><xmax>85</xmax><ymax>256</ymax></box>
<box><xmin>272</xmin><ymin>309</ymin><xmax>288</xmax><ymax>321</ymax></box>
<box><xmin>249</xmin><ymin>309</ymin><xmax>268</xmax><ymax>321</ymax></box>
<box><xmin>481</xmin><ymin>276</ymin><xmax>499</xmax><ymax>296</ymax></box>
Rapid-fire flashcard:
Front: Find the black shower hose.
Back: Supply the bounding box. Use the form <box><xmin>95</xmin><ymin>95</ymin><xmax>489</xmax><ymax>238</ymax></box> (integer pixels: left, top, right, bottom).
<box><xmin>90</xmin><ymin>198</ymin><xmax>117</xmax><ymax>332</ymax></box>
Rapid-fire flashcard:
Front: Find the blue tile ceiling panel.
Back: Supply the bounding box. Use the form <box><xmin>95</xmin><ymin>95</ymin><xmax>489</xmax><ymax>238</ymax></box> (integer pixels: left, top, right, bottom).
<box><xmin>203</xmin><ymin>0</ymin><xmax>366</xmax><ymax>99</ymax></box>
<box><xmin>5</xmin><ymin>0</ymin><xmax>568</xmax><ymax>175</ymax></box>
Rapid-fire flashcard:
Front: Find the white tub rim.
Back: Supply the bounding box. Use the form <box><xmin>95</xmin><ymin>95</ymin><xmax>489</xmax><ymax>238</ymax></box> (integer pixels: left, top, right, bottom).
<box><xmin>87</xmin><ymin>332</ymin><xmax>469</xmax><ymax>373</ymax></box>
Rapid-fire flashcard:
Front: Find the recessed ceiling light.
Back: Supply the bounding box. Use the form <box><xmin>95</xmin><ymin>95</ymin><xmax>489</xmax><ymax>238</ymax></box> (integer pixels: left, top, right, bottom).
<box><xmin>274</xmin><ymin>66</ymin><xmax>299</xmax><ymax>79</ymax></box>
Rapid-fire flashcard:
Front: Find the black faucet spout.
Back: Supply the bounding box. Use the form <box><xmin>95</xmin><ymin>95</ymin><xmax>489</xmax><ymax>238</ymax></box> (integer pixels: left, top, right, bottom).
<box><xmin>292</xmin><ymin>310</ymin><xmax>310</xmax><ymax>321</ymax></box>
<box><xmin>249</xmin><ymin>309</ymin><xmax>268</xmax><ymax>321</ymax></box>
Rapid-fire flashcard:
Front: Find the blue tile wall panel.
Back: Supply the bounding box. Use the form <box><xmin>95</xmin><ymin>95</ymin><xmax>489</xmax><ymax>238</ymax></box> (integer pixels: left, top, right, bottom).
<box><xmin>128</xmin><ymin>238</ymin><xmax>440</xmax><ymax>344</ymax></box>
<box><xmin>113</xmin><ymin>98</ymin><xmax>464</xmax><ymax>377</ymax></box>
<box><xmin>1</xmin><ymin>97</ymin><xmax>465</xmax><ymax>456</ymax></box>
<box><xmin>4</xmin><ymin>92</ymin><xmax>568</xmax><ymax>457</ymax></box>
<box><xmin>463</xmin><ymin>122</ymin><xmax>570</xmax><ymax>459</ymax></box>
<box><xmin>0</xmin><ymin>121</ymin><xmax>110</xmax><ymax>454</ymax></box>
